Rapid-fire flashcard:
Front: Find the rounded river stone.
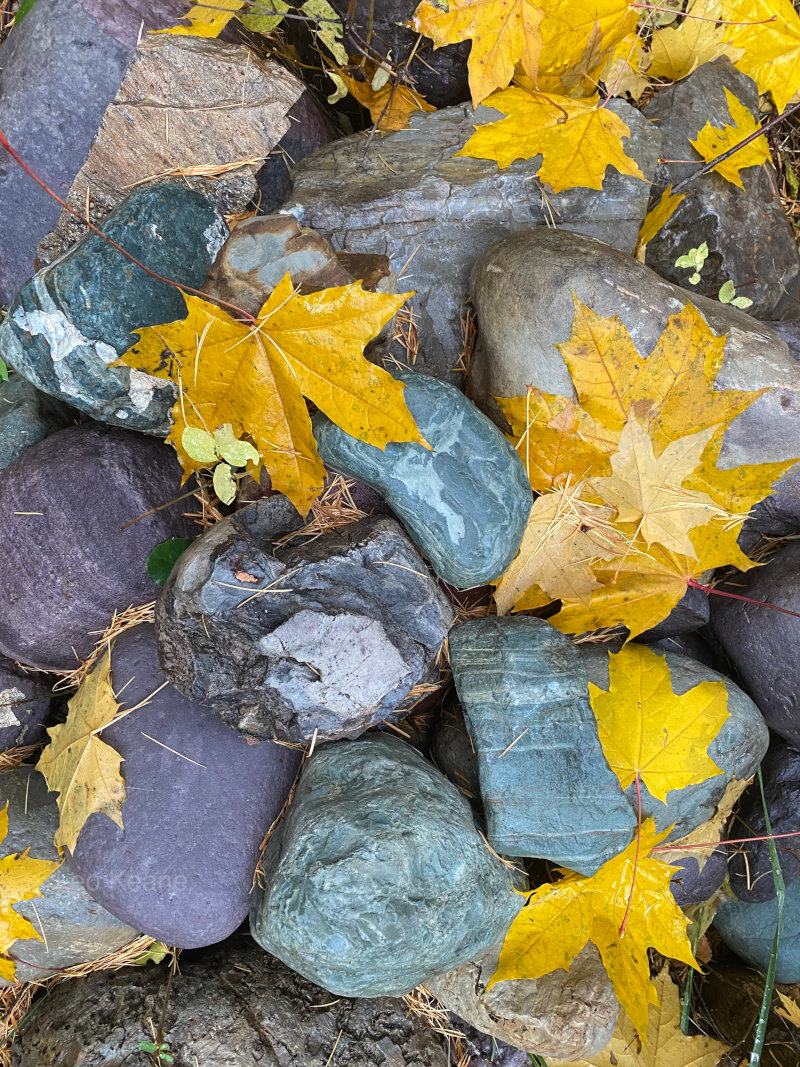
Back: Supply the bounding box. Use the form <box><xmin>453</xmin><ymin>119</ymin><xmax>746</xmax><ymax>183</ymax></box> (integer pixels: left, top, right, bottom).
<box><xmin>0</xmin><ymin>767</ymin><xmax>137</xmax><ymax>984</ymax></box>
<box><xmin>0</xmin><ymin>657</ymin><xmax>53</xmax><ymax>752</ymax></box>
<box><xmin>0</xmin><ymin>185</ymin><xmax>227</xmax><ymax>432</ymax></box>
<box><xmin>0</xmin><ymin>374</ymin><xmax>72</xmax><ymax>472</ymax></box>
<box><xmin>68</xmin><ymin>624</ymin><xmax>301</xmax><ymax>949</ymax></box>
<box><xmin>715</xmin><ymin>878</ymin><xmax>800</xmax><ymax>984</ymax></box>
<box><xmin>250</xmin><ymin>734</ymin><xmax>521</xmax><ymax>996</ymax></box>
<box><xmin>0</xmin><ymin>424</ymin><xmax>195</xmax><ymax>670</ymax></box>
<box><xmin>313</xmin><ymin>371</ymin><xmax>531</xmax><ymax>588</ymax></box>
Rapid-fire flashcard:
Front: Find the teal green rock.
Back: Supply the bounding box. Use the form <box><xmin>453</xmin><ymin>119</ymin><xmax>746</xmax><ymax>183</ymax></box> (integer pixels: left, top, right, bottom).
<box><xmin>714</xmin><ymin>879</ymin><xmax>800</xmax><ymax>983</ymax></box>
<box><xmin>449</xmin><ymin>617</ymin><xmax>636</xmax><ymax>875</ymax></box>
<box><xmin>312</xmin><ymin>371</ymin><xmax>531</xmax><ymax>588</ymax></box>
<box><xmin>249</xmin><ymin>734</ymin><xmax>521</xmax><ymax>997</ymax></box>
<box><xmin>0</xmin><ymin>374</ymin><xmax>71</xmax><ymax>470</ymax></box>
<box><xmin>0</xmin><ymin>185</ymin><xmax>227</xmax><ymax>432</ymax></box>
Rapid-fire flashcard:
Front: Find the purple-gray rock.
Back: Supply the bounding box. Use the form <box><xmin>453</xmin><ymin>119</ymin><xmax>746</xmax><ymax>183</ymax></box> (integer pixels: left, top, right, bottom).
<box><xmin>728</xmin><ymin>737</ymin><xmax>800</xmax><ymax>903</ymax></box>
<box><xmin>256</xmin><ymin>91</ymin><xmax>336</xmax><ymax>214</ymax></box>
<box><xmin>709</xmin><ymin>539</ymin><xmax>800</xmax><ymax>746</ymax></box>
<box><xmin>68</xmin><ymin>624</ymin><xmax>301</xmax><ymax>949</ymax></box>
<box><xmin>637</xmin><ymin>584</ymin><xmax>710</xmax><ymax>642</ymax></box>
<box><xmin>643</xmin><ymin>58</ymin><xmax>800</xmax><ymax>320</ymax></box>
<box><xmin>11</xmin><ymin>934</ymin><xmax>451</xmax><ymax>1067</ymax></box>
<box><xmin>0</xmin><ymin>657</ymin><xmax>53</xmax><ymax>752</ymax></box>
<box><xmin>0</xmin><ymin>0</ymin><xmax>189</xmax><ymax>304</ymax></box>
<box><xmin>646</xmin><ymin>630</ymin><xmax>717</xmax><ymax>670</ymax></box>
<box><xmin>157</xmin><ymin>504</ymin><xmax>454</xmax><ymax>743</ymax></box>
<box><xmin>250</xmin><ymin>735</ymin><xmax>521</xmax><ymax>997</ymax></box>
<box><xmin>285</xmin><ymin>101</ymin><xmax>660</xmax><ymax>383</ymax></box>
<box><xmin>0</xmin><ymin>374</ymin><xmax>72</xmax><ymax>472</ymax></box>
<box><xmin>669</xmin><ymin>847</ymin><xmax>728</xmax><ymax>908</ymax></box>
<box><xmin>0</xmin><ymin>767</ymin><xmax>138</xmax><ymax>985</ymax></box>
<box><xmin>0</xmin><ymin>424</ymin><xmax>195</xmax><ymax>671</ymax></box>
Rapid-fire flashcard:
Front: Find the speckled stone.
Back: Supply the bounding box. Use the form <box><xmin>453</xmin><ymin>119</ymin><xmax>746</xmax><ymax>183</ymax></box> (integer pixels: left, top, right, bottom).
<box><xmin>0</xmin><ymin>375</ymin><xmax>72</xmax><ymax>471</ymax></box>
<box><xmin>0</xmin><ymin>767</ymin><xmax>138</xmax><ymax>984</ymax></box>
<box><xmin>579</xmin><ymin>645</ymin><xmax>769</xmax><ymax>840</ymax></box>
<box><xmin>250</xmin><ymin>735</ymin><xmax>521</xmax><ymax>996</ymax></box>
<box><xmin>313</xmin><ymin>371</ymin><xmax>531</xmax><ymax>588</ymax></box>
<box><xmin>0</xmin><ymin>657</ymin><xmax>53</xmax><ymax>752</ymax></box>
<box><xmin>68</xmin><ymin>624</ymin><xmax>301</xmax><ymax>949</ymax></box>
<box><xmin>0</xmin><ymin>424</ymin><xmax>195</xmax><ymax>670</ymax></box>
<box><xmin>427</xmin><ymin>943</ymin><xmax>619</xmax><ymax>1060</ymax></box>
<box><xmin>157</xmin><ymin>505</ymin><xmax>454</xmax><ymax>743</ymax></box>
<box><xmin>449</xmin><ymin>617</ymin><xmax>636</xmax><ymax>876</ymax></box>
<box><xmin>0</xmin><ymin>185</ymin><xmax>226</xmax><ymax>431</ymax></box>
<box><xmin>715</xmin><ymin>879</ymin><xmax>800</xmax><ymax>983</ymax></box>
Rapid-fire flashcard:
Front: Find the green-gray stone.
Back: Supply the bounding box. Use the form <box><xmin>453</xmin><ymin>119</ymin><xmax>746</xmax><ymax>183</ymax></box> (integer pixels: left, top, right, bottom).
<box><xmin>0</xmin><ymin>184</ymin><xmax>227</xmax><ymax>432</ymax></box>
<box><xmin>0</xmin><ymin>374</ymin><xmax>71</xmax><ymax>470</ymax></box>
<box><xmin>312</xmin><ymin>371</ymin><xmax>531</xmax><ymax>588</ymax></box>
<box><xmin>449</xmin><ymin>617</ymin><xmax>636</xmax><ymax>875</ymax></box>
<box><xmin>714</xmin><ymin>880</ymin><xmax>800</xmax><ymax>984</ymax></box>
<box><xmin>249</xmin><ymin>734</ymin><xmax>521</xmax><ymax>997</ymax></box>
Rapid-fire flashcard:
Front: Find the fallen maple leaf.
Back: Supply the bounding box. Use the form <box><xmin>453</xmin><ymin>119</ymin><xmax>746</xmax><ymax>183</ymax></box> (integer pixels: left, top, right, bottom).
<box><xmin>118</xmin><ymin>275</ymin><xmax>423</xmax><ymax>515</ymax></box>
<box><xmin>154</xmin><ymin>0</ymin><xmax>245</xmax><ymax>37</ymax></box>
<box><xmin>410</xmin><ymin>0</ymin><xmax>543</xmax><ymax>106</ymax></box>
<box><xmin>334</xmin><ymin>66</ymin><xmax>435</xmax><ymax>130</ymax></box>
<box><xmin>635</xmin><ymin>186</ymin><xmax>686</xmax><ymax>262</ymax></box>
<box><xmin>690</xmin><ymin>88</ymin><xmax>771</xmax><ymax>189</ymax></box>
<box><xmin>646</xmin><ymin>5</ymin><xmax>736</xmax><ymax>81</ymax></box>
<box><xmin>0</xmin><ymin>802</ymin><xmax>60</xmax><ymax>982</ymax></box>
<box><xmin>490</xmin><ymin>820</ymin><xmax>697</xmax><ymax>1041</ymax></box>
<box><xmin>590</xmin><ymin>644</ymin><xmax>730</xmax><ymax>803</ymax></box>
<box><xmin>458</xmin><ymin>87</ymin><xmax>645</xmax><ymax>192</ymax></box>
<box><xmin>548</xmin><ymin>963</ymin><xmax>728</xmax><ymax>1065</ymax></box>
<box><xmin>37</xmin><ymin>652</ymin><xmax>126</xmax><ymax>854</ymax></box>
<box><xmin>534</xmin><ymin>0</ymin><xmax>640</xmax><ymax>97</ymax></box>
<box><xmin>776</xmin><ymin>990</ymin><xmax>800</xmax><ymax>1028</ymax></box>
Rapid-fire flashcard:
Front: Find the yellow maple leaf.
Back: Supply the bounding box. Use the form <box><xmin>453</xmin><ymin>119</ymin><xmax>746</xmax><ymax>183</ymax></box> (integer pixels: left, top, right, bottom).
<box><xmin>490</xmin><ymin>820</ymin><xmax>698</xmax><ymax>1041</ymax></box>
<box><xmin>153</xmin><ymin>0</ymin><xmax>245</xmax><ymax>37</ymax></box>
<box><xmin>589</xmin><ymin>644</ymin><xmax>730</xmax><ymax>803</ymax></box>
<box><xmin>635</xmin><ymin>186</ymin><xmax>686</xmax><ymax>262</ymax></box>
<box><xmin>534</xmin><ymin>0</ymin><xmax>640</xmax><ymax>97</ymax></box>
<box><xmin>777</xmin><ymin>990</ymin><xmax>800</xmax><ymax>1027</ymax></box>
<box><xmin>690</xmin><ymin>88</ymin><xmax>771</xmax><ymax>189</ymax></box>
<box><xmin>37</xmin><ymin>652</ymin><xmax>126</xmax><ymax>855</ymax></box>
<box><xmin>548</xmin><ymin>963</ymin><xmax>728</xmax><ymax>1066</ymax></box>
<box><xmin>647</xmin><ymin>4</ymin><xmax>738</xmax><ymax>82</ymax></box>
<box><xmin>411</xmin><ymin>0</ymin><xmax>543</xmax><ymax>106</ymax></box>
<box><xmin>459</xmin><ymin>87</ymin><xmax>645</xmax><ymax>192</ymax></box>
<box><xmin>118</xmin><ymin>275</ymin><xmax>423</xmax><ymax>515</ymax></box>
<box><xmin>0</xmin><ymin>802</ymin><xmax>61</xmax><ymax>982</ymax></box>
<box><xmin>333</xmin><ymin>66</ymin><xmax>436</xmax><ymax>130</ymax></box>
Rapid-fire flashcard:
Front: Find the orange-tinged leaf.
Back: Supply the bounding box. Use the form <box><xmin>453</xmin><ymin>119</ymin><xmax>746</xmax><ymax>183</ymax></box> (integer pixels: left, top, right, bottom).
<box><xmin>589</xmin><ymin>644</ymin><xmax>729</xmax><ymax>803</ymax></box>
<box><xmin>37</xmin><ymin>652</ymin><xmax>126</xmax><ymax>854</ymax></box>
<box><xmin>490</xmin><ymin>820</ymin><xmax>698</xmax><ymax>1041</ymax></box>
<box><xmin>119</xmin><ymin>277</ymin><xmax>422</xmax><ymax>515</ymax></box>
<box><xmin>334</xmin><ymin>67</ymin><xmax>435</xmax><ymax>130</ymax></box>
<box><xmin>458</xmin><ymin>88</ymin><xmax>645</xmax><ymax>192</ymax></box>
<box><xmin>548</xmin><ymin>964</ymin><xmax>728</xmax><ymax>1066</ymax></box>
<box><xmin>411</xmin><ymin>0</ymin><xmax>544</xmax><ymax>106</ymax></box>
<box><xmin>153</xmin><ymin>0</ymin><xmax>245</xmax><ymax>37</ymax></box>
<box><xmin>635</xmin><ymin>186</ymin><xmax>686</xmax><ymax>262</ymax></box>
<box><xmin>0</xmin><ymin>802</ymin><xmax>61</xmax><ymax>982</ymax></box>
<box><xmin>690</xmin><ymin>88</ymin><xmax>771</xmax><ymax>190</ymax></box>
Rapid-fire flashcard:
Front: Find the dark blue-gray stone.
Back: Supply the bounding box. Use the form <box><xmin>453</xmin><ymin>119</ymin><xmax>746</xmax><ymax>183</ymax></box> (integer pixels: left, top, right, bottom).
<box><xmin>669</xmin><ymin>848</ymin><xmax>727</xmax><ymax>908</ymax></box>
<box><xmin>249</xmin><ymin>734</ymin><xmax>521</xmax><ymax>996</ymax></box>
<box><xmin>313</xmin><ymin>372</ymin><xmax>531</xmax><ymax>588</ymax></box>
<box><xmin>0</xmin><ymin>767</ymin><xmax>138</xmax><ymax>985</ymax></box>
<box><xmin>0</xmin><ymin>656</ymin><xmax>53</xmax><ymax>752</ymax></box>
<box><xmin>0</xmin><ymin>185</ymin><xmax>227</xmax><ymax>431</ymax></box>
<box><xmin>449</xmin><ymin>617</ymin><xmax>636</xmax><ymax>875</ymax></box>
<box><xmin>579</xmin><ymin>646</ymin><xmax>769</xmax><ymax>840</ymax></box>
<box><xmin>68</xmin><ymin>624</ymin><xmax>301</xmax><ymax>949</ymax></box>
<box><xmin>714</xmin><ymin>879</ymin><xmax>800</xmax><ymax>984</ymax></box>
<box><xmin>0</xmin><ymin>375</ymin><xmax>72</xmax><ymax>471</ymax></box>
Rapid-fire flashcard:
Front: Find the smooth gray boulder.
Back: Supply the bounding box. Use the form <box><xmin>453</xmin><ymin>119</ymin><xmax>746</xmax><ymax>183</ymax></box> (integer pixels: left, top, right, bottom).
<box><xmin>643</xmin><ymin>58</ymin><xmax>800</xmax><ymax>320</ymax></box>
<box><xmin>0</xmin><ymin>424</ymin><xmax>195</xmax><ymax>671</ymax></box>
<box><xmin>250</xmin><ymin>735</ymin><xmax>521</xmax><ymax>997</ymax></box>
<box><xmin>157</xmin><ymin>505</ymin><xmax>454</xmax><ymax>743</ymax></box>
<box><xmin>579</xmin><ymin>645</ymin><xmax>769</xmax><ymax>840</ymax></box>
<box><xmin>0</xmin><ymin>767</ymin><xmax>138</xmax><ymax>985</ymax></box>
<box><xmin>449</xmin><ymin>617</ymin><xmax>636</xmax><ymax>875</ymax></box>
<box><xmin>0</xmin><ymin>658</ymin><xmax>53</xmax><ymax>753</ymax></box>
<box><xmin>286</xmin><ymin>101</ymin><xmax>660</xmax><ymax>382</ymax></box>
<box><xmin>714</xmin><ymin>879</ymin><xmax>800</xmax><ymax>984</ymax></box>
<box><xmin>0</xmin><ymin>375</ymin><xmax>72</xmax><ymax>471</ymax></box>
<box><xmin>469</xmin><ymin>229</ymin><xmax>800</xmax><ymax>533</ymax></box>
<box><xmin>68</xmin><ymin>624</ymin><xmax>301</xmax><ymax>949</ymax></box>
<box><xmin>11</xmin><ymin>934</ymin><xmax>450</xmax><ymax>1067</ymax></box>
<box><xmin>313</xmin><ymin>371</ymin><xmax>531</xmax><ymax>587</ymax></box>
<box><xmin>0</xmin><ymin>185</ymin><xmax>226</xmax><ymax>432</ymax></box>
<box><xmin>427</xmin><ymin>943</ymin><xmax>618</xmax><ymax>1060</ymax></box>
<box><xmin>709</xmin><ymin>539</ymin><xmax>800</xmax><ymax>746</ymax></box>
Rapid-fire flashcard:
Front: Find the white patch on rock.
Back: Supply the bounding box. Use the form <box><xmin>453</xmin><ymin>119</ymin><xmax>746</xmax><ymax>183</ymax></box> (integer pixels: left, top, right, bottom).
<box><xmin>0</xmin><ymin>689</ymin><xmax>23</xmax><ymax>731</ymax></box>
<box><xmin>127</xmin><ymin>369</ymin><xmax>158</xmax><ymax>413</ymax></box>
<box><xmin>12</xmin><ymin>306</ymin><xmax>118</xmax><ymax>366</ymax></box>
<box><xmin>203</xmin><ymin>214</ymin><xmax>228</xmax><ymax>261</ymax></box>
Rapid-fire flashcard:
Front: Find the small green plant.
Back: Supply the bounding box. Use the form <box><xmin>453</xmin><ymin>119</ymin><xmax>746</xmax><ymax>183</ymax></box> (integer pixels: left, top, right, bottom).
<box><xmin>718</xmin><ymin>278</ymin><xmax>754</xmax><ymax>309</ymax></box>
<box><xmin>139</xmin><ymin>1039</ymin><xmax>174</xmax><ymax>1065</ymax></box>
<box><xmin>181</xmin><ymin>423</ymin><xmax>259</xmax><ymax>505</ymax></box>
<box><xmin>675</xmin><ymin>241</ymin><xmax>709</xmax><ymax>284</ymax></box>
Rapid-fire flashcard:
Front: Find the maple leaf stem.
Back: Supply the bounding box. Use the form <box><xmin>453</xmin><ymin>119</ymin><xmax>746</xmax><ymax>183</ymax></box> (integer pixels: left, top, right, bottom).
<box><xmin>0</xmin><ymin>128</ymin><xmax>257</xmax><ymax>326</ymax></box>
<box><xmin>619</xmin><ymin>772</ymin><xmax>643</xmax><ymax>937</ymax></box>
<box><xmin>686</xmin><ymin>577</ymin><xmax>800</xmax><ymax>620</ymax></box>
<box><xmin>671</xmin><ymin>100</ymin><xmax>800</xmax><ymax>193</ymax></box>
